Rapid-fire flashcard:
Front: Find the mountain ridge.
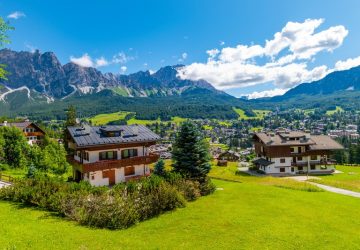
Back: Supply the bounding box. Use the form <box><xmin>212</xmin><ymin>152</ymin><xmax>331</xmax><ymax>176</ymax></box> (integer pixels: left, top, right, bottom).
<box><xmin>0</xmin><ymin>49</ymin><xmax>223</xmax><ymax>101</ymax></box>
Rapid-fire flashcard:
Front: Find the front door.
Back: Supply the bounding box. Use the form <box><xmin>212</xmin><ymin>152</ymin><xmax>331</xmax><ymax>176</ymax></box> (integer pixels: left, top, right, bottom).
<box><xmin>102</xmin><ymin>169</ymin><xmax>116</xmax><ymax>186</ymax></box>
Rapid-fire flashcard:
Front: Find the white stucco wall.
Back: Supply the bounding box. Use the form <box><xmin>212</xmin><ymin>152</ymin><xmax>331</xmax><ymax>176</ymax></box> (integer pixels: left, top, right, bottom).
<box><xmin>82</xmin><ymin>164</ymin><xmax>151</xmax><ymax>187</ymax></box>
<box><xmin>88</xmin><ymin>171</ymin><xmax>110</xmax><ymax>186</ymax></box>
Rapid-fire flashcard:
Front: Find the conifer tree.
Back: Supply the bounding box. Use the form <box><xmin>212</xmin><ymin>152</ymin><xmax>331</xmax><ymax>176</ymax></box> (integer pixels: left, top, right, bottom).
<box><xmin>154</xmin><ymin>159</ymin><xmax>165</xmax><ymax>176</ymax></box>
<box><xmin>172</xmin><ymin>121</ymin><xmax>211</xmax><ymax>182</ymax></box>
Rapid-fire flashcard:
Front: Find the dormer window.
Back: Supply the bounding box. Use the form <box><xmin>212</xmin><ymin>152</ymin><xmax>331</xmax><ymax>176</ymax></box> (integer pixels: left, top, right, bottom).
<box><xmin>99</xmin><ymin>126</ymin><xmax>122</xmax><ymax>137</ymax></box>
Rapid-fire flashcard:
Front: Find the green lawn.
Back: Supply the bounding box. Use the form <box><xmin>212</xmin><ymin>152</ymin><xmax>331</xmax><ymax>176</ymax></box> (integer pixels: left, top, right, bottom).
<box><xmin>310</xmin><ymin>165</ymin><xmax>360</xmax><ymax>192</ymax></box>
<box><xmin>1</xmin><ymin>163</ymin><xmax>360</xmax><ymax>249</ymax></box>
<box><xmin>326</xmin><ymin>106</ymin><xmax>344</xmax><ymax>115</ymax></box>
<box><xmin>233</xmin><ymin>108</ymin><xmax>271</xmax><ymax>120</ymax></box>
<box><xmin>1</xmin><ymin>177</ymin><xmax>360</xmax><ymax>249</ymax></box>
<box><xmin>88</xmin><ymin>111</ymin><xmax>133</xmax><ymax>125</ymax></box>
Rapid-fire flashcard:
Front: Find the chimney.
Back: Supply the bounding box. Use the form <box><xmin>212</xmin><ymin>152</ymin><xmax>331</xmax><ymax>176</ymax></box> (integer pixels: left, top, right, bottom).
<box><xmin>304</xmin><ymin>130</ymin><xmax>311</xmax><ymax>139</ymax></box>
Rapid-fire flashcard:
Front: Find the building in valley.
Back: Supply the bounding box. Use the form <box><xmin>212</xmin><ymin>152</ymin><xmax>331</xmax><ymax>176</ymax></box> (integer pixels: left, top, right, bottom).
<box><xmin>252</xmin><ymin>130</ymin><xmax>344</xmax><ymax>175</ymax></box>
<box><xmin>66</xmin><ymin>124</ymin><xmax>160</xmax><ymax>186</ymax></box>
<box><xmin>0</xmin><ymin>120</ymin><xmax>46</xmax><ymax>145</ymax></box>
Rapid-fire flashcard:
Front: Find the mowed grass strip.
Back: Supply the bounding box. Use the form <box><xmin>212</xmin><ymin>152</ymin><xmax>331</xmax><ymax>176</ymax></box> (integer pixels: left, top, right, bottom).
<box><xmin>310</xmin><ymin>165</ymin><xmax>360</xmax><ymax>192</ymax></box>
<box><xmin>1</xmin><ymin>178</ymin><xmax>360</xmax><ymax>249</ymax></box>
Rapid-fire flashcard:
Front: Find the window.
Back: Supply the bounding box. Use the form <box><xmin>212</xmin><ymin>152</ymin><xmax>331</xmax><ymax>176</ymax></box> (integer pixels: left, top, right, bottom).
<box><xmin>99</xmin><ymin>151</ymin><xmax>117</xmax><ymax>160</ymax></box>
<box><xmin>291</xmin><ymin>167</ymin><xmax>294</xmax><ymax>172</ymax></box>
<box><xmin>280</xmin><ymin>158</ymin><xmax>286</xmax><ymax>163</ymax></box>
<box><xmin>125</xmin><ymin>166</ymin><xmax>135</xmax><ymax>176</ymax></box>
<box><xmin>290</xmin><ymin>147</ymin><xmax>295</xmax><ymax>153</ymax></box>
<box><xmin>311</xmin><ymin>155</ymin><xmax>317</xmax><ymax>161</ymax></box>
<box><xmin>280</xmin><ymin>168</ymin><xmax>285</xmax><ymax>173</ymax></box>
<box><xmin>298</xmin><ymin>166</ymin><xmax>303</xmax><ymax>171</ymax></box>
<box><xmin>297</xmin><ymin>156</ymin><xmax>303</xmax><ymax>161</ymax></box>
<box><xmin>122</xmin><ymin>149</ymin><xmax>138</xmax><ymax>159</ymax></box>
<box><xmin>311</xmin><ymin>165</ymin><xmax>316</xmax><ymax>170</ymax></box>
<box><xmin>82</xmin><ymin>151</ymin><xmax>89</xmax><ymax>161</ymax></box>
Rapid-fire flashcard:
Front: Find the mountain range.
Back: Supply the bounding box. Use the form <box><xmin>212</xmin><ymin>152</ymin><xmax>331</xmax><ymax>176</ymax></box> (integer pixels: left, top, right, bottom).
<box><xmin>0</xmin><ymin>49</ymin><xmax>220</xmax><ymax>101</ymax></box>
<box><xmin>0</xmin><ymin>48</ymin><xmax>360</xmax><ymax>119</ymax></box>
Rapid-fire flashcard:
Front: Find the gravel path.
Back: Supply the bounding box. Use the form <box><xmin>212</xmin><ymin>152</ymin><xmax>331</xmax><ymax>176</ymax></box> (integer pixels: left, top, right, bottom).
<box><xmin>310</xmin><ymin>182</ymin><xmax>360</xmax><ymax>198</ymax></box>
<box><xmin>287</xmin><ymin>176</ymin><xmax>360</xmax><ymax>198</ymax></box>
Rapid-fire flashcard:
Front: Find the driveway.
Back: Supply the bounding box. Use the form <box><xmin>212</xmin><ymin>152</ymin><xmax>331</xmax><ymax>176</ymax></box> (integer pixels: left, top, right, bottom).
<box><xmin>0</xmin><ymin>181</ymin><xmax>11</xmax><ymax>188</ymax></box>
<box><xmin>287</xmin><ymin>176</ymin><xmax>360</xmax><ymax>198</ymax></box>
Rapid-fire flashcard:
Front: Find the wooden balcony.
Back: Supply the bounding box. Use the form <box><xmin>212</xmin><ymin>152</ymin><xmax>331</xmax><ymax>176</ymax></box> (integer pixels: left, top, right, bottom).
<box><xmin>291</xmin><ymin>159</ymin><xmax>337</xmax><ymax>167</ymax></box>
<box><xmin>67</xmin><ymin>154</ymin><xmax>159</xmax><ymax>173</ymax></box>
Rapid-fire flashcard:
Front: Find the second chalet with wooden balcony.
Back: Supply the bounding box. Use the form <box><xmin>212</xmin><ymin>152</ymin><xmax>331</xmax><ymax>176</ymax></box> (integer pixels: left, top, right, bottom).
<box><xmin>253</xmin><ymin>130</ymin><xmax>344</xmax><ymax>175</ymax></box>
<box><xmin>67</xmin><ymin>124</ymin><xmax>160</xmax><ymax>186</ymax></box>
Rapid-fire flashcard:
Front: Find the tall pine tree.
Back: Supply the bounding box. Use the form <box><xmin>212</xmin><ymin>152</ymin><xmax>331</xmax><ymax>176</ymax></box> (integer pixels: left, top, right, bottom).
<box><xmin>63</xmin><ymin>105</ymin><xmax>77</xmax><ymax>152</ymax></box>
<box><xmin>172</xmin><ymin>121</ymin><xmax>211</xmax><ymax>182</ymax></box>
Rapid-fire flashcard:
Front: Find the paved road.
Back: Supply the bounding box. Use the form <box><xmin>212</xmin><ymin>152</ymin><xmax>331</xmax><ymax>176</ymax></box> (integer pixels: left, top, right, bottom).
<box><xmin>0</xmin><ymin>181</ymin><xmax>11</xmax><ymax>188</ymax></box>
<box><xmin>310</xmin><ymin>182</ymin><xmax>360</xmax><ymax>198</ymax></box>
<box><xmin>287</xmin><ymin>176</ymin><xmax>360</xmax><ymax>198</ymax></box>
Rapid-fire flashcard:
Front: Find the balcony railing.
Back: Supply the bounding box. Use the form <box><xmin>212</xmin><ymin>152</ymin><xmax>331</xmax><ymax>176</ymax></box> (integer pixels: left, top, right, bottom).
<box><xmin>67</xmin><ymin>153</ymin><xmax>159</xmax><ymax>173</ymax></box>
<box><xmin>291</xmin><ymin>159</ymin><xmax>336</xmax><ymax>166</ymax></box>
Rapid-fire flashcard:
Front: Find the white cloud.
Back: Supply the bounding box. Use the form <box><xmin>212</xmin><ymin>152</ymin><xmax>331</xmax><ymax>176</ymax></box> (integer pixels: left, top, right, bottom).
<box><xmin>334</xmin><ymin>56</ymin><xmax>360</xmax><ymax>71</ymax></box>
<box><xmin>24</xmin><ymin>43</ymin><xmax>36</xmax><ymax>53</ymax></box>
<box><xmin>7</xmin><ymin>11</ymin><xmax>26</xmax><ymax>19</ymax></box>
<box><xmin>70</xmin><ymin>54</ymin><xmax>94</xmax><ymax>67</ymax></box>
<box><xmin>245</xmin><ymin>88</ymin><xmax>289</xmax><ymax>99</ymax></box>
<box><xmin>220</xmin><ymin>41</ymin><xmax>225</xmax><ymax>46</ymax></box>
<box><xmin>178</xmin><ymin>52</ymin><xmax>188</xmax><ymax>62</ymax></box>
<box><xmin>70</xmin><ymin>52</ymin><xmax>135</xmax><ymax>68</ymax></box>
<box><xmin>95</xmin><ymin>57</ymin><xmax>109</xmax><ymax>67</ymax></box>
<box><xmin>112</xmin><ymin>52</ymin><xmax>134</xmax><ymax>64</ymax></box>
<box><xmin>120</xmin><ymin>66</ymin><xmax>127</xmax><ymax>73</ymax></box>
<box><xmin>177</xmin><ymin>18</ymin><xmax>350</xmax><ymax>91</ymax></box>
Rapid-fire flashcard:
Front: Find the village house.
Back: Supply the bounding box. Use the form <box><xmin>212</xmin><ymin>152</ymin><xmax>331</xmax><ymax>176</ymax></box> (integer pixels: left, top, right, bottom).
<box><xmin>0</xmin><ymin>120</ymin><xmax>46</xmax><ymax>145</ymax></box>
<box><xmin>66</xmin><ymin>124</ymin><xmax>160</xmax><ymax>186</ymax></box>
<box><xmin>253</xmin><ymin>130</ymin><xmax>344</xmax><ymax>175</ymax></box>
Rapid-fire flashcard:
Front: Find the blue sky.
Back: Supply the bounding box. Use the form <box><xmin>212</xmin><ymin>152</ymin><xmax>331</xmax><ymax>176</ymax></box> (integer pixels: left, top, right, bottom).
<box><xmin>1</xmin><ymin>0</ymin><xmax>360</xmax><ymax>97</ymax></box>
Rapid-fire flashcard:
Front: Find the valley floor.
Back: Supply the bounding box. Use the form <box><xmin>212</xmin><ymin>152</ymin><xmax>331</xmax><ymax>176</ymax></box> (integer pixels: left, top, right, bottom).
<box><xmin>1</xmin><ymin>176</ymin><xmax>360</xmax><ymax>249</ymax></box>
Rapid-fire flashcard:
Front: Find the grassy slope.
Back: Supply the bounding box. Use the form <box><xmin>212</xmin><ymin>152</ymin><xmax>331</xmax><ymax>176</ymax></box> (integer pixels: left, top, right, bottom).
<box><xmin>310</xmin><ymin>165</ymin><xmax>360</xmax><ymax>192</ymax></box>
<box><xmin>1</xmin><ymin>163</ymin><xmax>360</xmax><ymax>249</ymax></box>
<box><xmin>1</xmin><ymin>178</ymin><xmax>360</xmax><ymax>249</ymax></box>
<box><xmin>89</xmin><ymin>111</ymin><xmax>133</xmax><ymax>125</ymax></box>
<box><xmin>326</xmin><ymin>106</ymin><xmax>344</xmax><ymax>115</ymax></box>
<box><xmin>233</xmin><ymin>108</ymin><xmax>270</xmax><ymax>120</ymax></box>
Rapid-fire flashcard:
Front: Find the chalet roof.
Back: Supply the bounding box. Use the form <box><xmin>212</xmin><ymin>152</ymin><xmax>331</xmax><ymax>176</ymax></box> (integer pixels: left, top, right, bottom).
<box><xmin>254</xmin><ymin>132</ymin><xmax>314</xmax><ymax>146</ymax></box>
<box><xmin>0</xmin><ymin>121</ymin><xmax>32</xmax><ymax>129</ymax></box>
<box><xmin>0</xmin><ymin>121</ymin><xmax>45</xmax><ymax>134</ymax></box>
<box><xmin>254</xmin><ymin>131</ymin><xmax>344</xmax><ymax>150</ymax></box>
<box><xmin>67</xmin><ymin>125</ymin><xmax>160</xmax><ymax>148</ymax></box>
<box><xmin>308</xmin><ymin>135</ymin><xmax>344</xmax><ymax>150</ymax></box>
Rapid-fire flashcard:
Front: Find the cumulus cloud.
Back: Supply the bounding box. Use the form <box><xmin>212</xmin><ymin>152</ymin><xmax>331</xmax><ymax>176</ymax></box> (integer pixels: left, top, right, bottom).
<box><xmin>120</xmin><ymin>66</ymin><xmax>127</xmax><ymax>73</ymax></box>
<box><xmin>70</xmin><ymin>51</ymin><xmax>135</xmax><ymax>68</ymax></box>
<box><xmin>7</xmin><ymin>11</ymin><xmax>26</xmax><ymax>19</ymax></box>
<box><xmin>245</xmin><ymin>88</ymin><xmax>289</xmax><ymax>99</ymax></box>
<box><xmin>177</xmin><ymin>18</ymin><xmax>350</xmax><ymax>90</ymax></box>
<box><xmin>70</xmin><ymin>54</ymin><xmax>94</xmax><ymax>67</ymax></box>
<box><xmin>334</xmin><ymin>56</ymin><xmax>360</xmax><ymax>71</ymax></box>
<box><xmin>95</xmin><ymin>57</ymin><xmax>109</xmax><ymax>67</ymax></box>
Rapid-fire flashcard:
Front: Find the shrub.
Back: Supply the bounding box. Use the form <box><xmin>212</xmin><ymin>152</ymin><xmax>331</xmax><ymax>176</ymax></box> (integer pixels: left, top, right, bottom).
<box><xmin>0</xmin><ymin>175</ymin><xmax>193</xmax><ymax>229</ymax></box>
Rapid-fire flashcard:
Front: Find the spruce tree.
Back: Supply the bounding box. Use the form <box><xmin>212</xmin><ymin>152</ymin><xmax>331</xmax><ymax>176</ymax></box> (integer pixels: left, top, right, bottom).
<box><xmin>63</xmin><ymin>105</ymin><xmax>77</xmax><ymax>152</ymax></box>
<box><xmin>172</xmin><ymin>121</ymin><xmax>211</xmax><ymax>182</ymax></box>
<box><xmin>154</xmin><ymin>159</ymin><xmax>165</xmax><ymax>176</ymax></box>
